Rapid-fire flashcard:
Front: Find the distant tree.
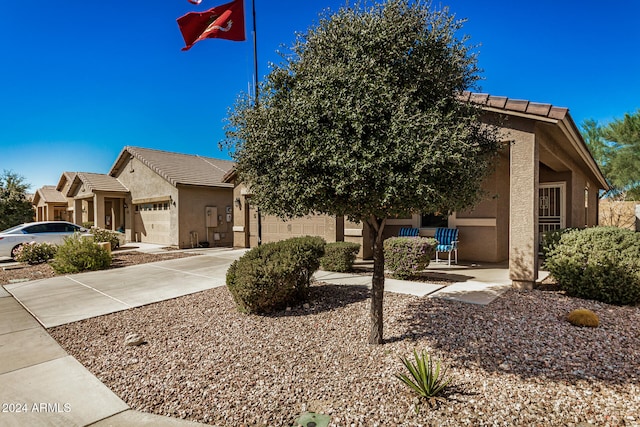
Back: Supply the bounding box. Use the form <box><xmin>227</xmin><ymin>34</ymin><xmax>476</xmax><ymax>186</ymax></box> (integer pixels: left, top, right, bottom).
<box><xmin>0</xmin><ymin>170</ymin><xmax>34</xmax><ymax>230</ymax></box>
<box><xmin>224</xmin><ymin>0</ymin><xmax>500</xmax><ymax>344</ymax></box>
<box><xmin>582</xmin><ymin>111</ymin><xmax>640</xmax><ymax>200</ymax></box>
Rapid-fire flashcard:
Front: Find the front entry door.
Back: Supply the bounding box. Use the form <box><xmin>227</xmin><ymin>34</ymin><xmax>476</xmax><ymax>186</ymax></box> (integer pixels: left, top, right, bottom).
<box><xmin>539</xmin><ymin>183</ymin><xmax>566</xmax><ymax>248</ymax></box>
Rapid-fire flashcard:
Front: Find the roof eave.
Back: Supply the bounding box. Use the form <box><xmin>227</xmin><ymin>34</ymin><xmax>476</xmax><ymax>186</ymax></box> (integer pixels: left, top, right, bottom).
<box><xmin>557</xmin><ymin>115</ymin><xmax>610</xmax><ymax>191</ymax></box>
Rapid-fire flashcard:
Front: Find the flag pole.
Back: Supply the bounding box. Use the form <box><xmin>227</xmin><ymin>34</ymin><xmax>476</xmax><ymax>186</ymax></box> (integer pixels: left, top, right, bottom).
<box><xmin>251</xmin><ymin>0</ymin><xmax>263</xmax><ymax>246</ymax></box>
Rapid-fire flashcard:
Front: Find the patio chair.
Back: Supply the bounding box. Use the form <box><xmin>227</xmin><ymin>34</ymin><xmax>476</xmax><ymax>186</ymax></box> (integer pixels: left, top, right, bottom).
<box><xmin>398</xmin><ymin>227</ymin><xmax>420</xmax><ymax>237</ymax></box>
<box><xmin>434</xmin><ymin>227</ymin><xmax>459</xmax><ymax>266</ymax></box>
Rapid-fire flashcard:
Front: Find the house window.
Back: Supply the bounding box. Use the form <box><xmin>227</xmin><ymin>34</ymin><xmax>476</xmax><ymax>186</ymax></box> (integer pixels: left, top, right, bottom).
<box><xmin>421</xmin><ymin>213</ymin><xmax>448</xmax><ymax>228</ymax></box>
<box><xmin>585</xmin><ymin>187</ymin><xmax>589</xmax><ymax>227</ymax></box>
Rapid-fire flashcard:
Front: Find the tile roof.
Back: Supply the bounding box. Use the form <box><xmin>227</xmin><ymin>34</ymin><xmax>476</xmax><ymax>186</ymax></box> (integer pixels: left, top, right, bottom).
<box><xmin>113</xmin><ymin>146</ymin><xmax>235</xmax><ymax>188</ymax></box>
<box><xmin>35</xmin><ymin>185</ymin><xmax>67</xmax><ymax>203</ymax></box>
<box><xmin>56</xmin><ymin>172</ymin><xmax>77</xmax><ymax>192</ymax></box>
<box><xmin>463</xmin><ymin>91</ymin><xmax>609</xmax><ymax>191</ymax></box>
<box><xmin>461</xmin><ymin>91</ymin><xmax>569</xmax><ymax>120</ymax></box>
<box><xmin>76</xmin><ymin>172</ymin><xmax>129</xmax><ymax>193</ymax></box>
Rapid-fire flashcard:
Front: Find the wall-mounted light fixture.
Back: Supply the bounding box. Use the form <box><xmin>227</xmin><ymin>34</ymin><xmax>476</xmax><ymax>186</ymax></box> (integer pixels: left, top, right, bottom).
<box><xmin>123</xmin><ymin>202</ymin><xmax>128</xmax><ymax>209</ymax></box>
<box><xmin>234</xmin><ymin>197</ymin><xmax>242</xmax><ymax>209</ymax></box>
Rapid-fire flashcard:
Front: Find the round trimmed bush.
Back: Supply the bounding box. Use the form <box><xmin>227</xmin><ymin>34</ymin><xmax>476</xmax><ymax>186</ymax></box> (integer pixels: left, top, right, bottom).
<box><xmin>226</xmin><ymin>236</ymin><xmax>325</xmax><ymax>314</ymax></box>
<box><xmin>384</xmin><ymin>237</ymin><xmax>437</xmax><ymax>279</ymax></box>
<box><xmin>544</xmin><ymin>227</ymin><xmax>640</xmax><ymax>305</ymax></box>
<box><xmin>566</xmin><ymin>308</ymin><xmax>600</xmax><ymax>328</ymax></box>
<box><xmin>51</xmin><ymin>234</ymin><xmax>112</xmax><ymax>274</ymax></box>
<box><xmin>320</xmin><ymin>242</ymin><xmax>361</xmax><ymax>272</ymax></box>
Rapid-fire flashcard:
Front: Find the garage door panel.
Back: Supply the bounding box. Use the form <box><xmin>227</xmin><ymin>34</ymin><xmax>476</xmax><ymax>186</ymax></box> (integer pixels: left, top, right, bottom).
<box><xmin>134</xmin><ymin>210</ymin><xmax>171</xmax><ymax>245</ymax></box>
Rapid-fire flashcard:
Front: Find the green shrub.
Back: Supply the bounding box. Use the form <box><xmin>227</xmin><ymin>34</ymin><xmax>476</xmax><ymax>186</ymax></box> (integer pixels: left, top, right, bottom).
<box><xmin>320</xmin><ymin>242</ymin><xmax>360</xmax><ymax>272</ymax></box>
<box><xmin>82</xmin><ymin>221</ymin><xmax>94</xmax><ymax>229</ymax></box>
<box><xmin>51</xmin><ymin>234</ymin><xmax>112</xmax><ymax>274</ymax></box>
<box><xmin>90</xmin><ymin>227</ymin><xmax>121</xmax><ymax>249</ymax></box>
<box><xmin>395</xmin><ymin>350</ymin><xmax>451</xmax><ymax>407</ymax></box>
<box><xmin>541</xmin><ymin>227</ymin><xmax>581</xmax><ymax>258</ymax></box>
<box><xmin>13</xmin><ymin>241</ymin><xmax>58</xmax><ymax>264</ymax></box>
<box><xmin>226</xmin><ymin>236</ymin><xmax>325</xmax><ymax>314</ymax></box>
<box><xmin>544</xmin><ymin>226</ymin><xmax>640</xmax><ymax>305</ymax></box>
<box><xmin>384</xmin><ymin>237</ymin><xmax>437</xmax><ymax>279</ymax></box>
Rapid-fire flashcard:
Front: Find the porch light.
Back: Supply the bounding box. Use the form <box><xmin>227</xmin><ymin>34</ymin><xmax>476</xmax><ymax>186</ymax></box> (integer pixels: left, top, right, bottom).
<box><xmin>234</xmin><ymin>198</ymin><xmax>242</xmax><ymax>209</ymax></box>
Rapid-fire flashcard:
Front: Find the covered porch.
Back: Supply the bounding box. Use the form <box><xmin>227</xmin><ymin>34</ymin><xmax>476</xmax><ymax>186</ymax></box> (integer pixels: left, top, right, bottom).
<box><xmin>65</xmin><ymin>172</ymin><xmax>130</xmax><ymax>231</ymax></box>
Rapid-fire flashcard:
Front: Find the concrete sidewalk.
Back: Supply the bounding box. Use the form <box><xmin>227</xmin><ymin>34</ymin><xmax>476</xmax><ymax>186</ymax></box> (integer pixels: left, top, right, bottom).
<box><xmin>314</xmin><ymin>260</ymin><xmax>520</xmax><ymax>305</ymax></box>
<box><xmin>4</xmin><ymin>248</ymin><xmax>246</xmax><ymax>328</ymax></box>
<box><xmin>0</xmin><ymin>292</ymin><xmax>207</xmax><ymax>426</ymax></box>
<box><xmin>0</xmin><ymin>247</ymin><xmax>246</xmax><ymax>426</ymax></box>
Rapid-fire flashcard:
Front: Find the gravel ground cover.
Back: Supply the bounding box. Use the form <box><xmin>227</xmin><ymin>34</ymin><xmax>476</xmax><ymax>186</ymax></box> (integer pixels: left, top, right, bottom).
<box><xmin>49</xmin><ymin>282</ymin><xmax>640</xmax><ymax>427</ymax></box>
<box><xmin>0</xmin><ymin>251</ymin><xmax>197</xmax><ymax>285</ymax></box>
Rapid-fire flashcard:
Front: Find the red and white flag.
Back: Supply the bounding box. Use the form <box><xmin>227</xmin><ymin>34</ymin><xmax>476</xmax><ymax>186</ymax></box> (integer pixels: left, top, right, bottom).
<box><xmin>177</xmin><ymin>0</ymin><xmax>246</xmax><ymax>51</ymax></box>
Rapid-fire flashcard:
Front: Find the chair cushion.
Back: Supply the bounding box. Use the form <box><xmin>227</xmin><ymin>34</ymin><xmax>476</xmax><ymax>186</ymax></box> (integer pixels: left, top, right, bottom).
<box><xmin>399</xmin><ymin>227</ymin><xmax>419</xmax><ymax>237</ymax></box>
<box><xmin>435</xmin><ymin>228</ymin><xmax>458</xmax><ymax>245</ymax></box>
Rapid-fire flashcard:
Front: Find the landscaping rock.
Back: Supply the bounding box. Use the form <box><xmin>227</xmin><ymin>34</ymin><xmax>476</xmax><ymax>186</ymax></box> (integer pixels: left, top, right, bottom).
<box><xmin>124</xmin><ymin>333</ymin><xmax>146</xmax><ymax>346</ymax></box>
<box><xmin>49</xmin><ymin>284</ymin><xmax>640</xmax><ymax>426</ymax></box>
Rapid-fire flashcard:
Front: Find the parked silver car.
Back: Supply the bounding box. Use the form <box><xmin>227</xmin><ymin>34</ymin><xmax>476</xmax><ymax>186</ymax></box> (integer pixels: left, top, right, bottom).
<box><xmin>0</xmin><ymin>221</ymin><xmax>88</xmax><ymax>259</ymax></box>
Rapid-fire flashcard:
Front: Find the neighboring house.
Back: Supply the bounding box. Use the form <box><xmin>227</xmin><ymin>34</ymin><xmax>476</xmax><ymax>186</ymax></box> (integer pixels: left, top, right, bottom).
<box><xmin>33</xmin><ymin>185</ymin><xmax>71</xmax><ymax>222</ymax></box>
<box><xmin>64</xmin><ymin>172</ymin><xmax>130</xmax><ymax>229</ymax></box>
<box><xmin>225</xmin><ymin>93</ymin><xmax>609</xmax><ymax>289</ymax></box>
<box><xmin>40</xmin><ymin>147</ymin><xmax>235</xmax><ymax>249</ymax></box>
<box><xmin>108</xmin><ymin>146</ymin><xmax>235</xmax><ymax>248</ymax></box>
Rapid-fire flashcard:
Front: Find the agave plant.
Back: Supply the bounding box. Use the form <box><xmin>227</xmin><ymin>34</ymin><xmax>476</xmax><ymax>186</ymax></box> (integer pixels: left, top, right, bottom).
<box><xmin>395</xmin><ymin>349</ymin><xmax>451</xmax><ymax>406</ymax></box>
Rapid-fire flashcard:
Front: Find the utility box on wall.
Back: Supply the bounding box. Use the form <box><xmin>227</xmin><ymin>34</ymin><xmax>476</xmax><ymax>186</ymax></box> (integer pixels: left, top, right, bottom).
<box><xmin>205</xmin><ymin>206</ymin><xmax>218</xmax><ymax>228</ymax></box>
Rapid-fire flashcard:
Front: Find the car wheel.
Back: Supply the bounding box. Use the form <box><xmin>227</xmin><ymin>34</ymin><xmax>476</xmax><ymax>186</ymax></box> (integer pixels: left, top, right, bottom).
<box><xmin>11</xmin><ymin>245</ymin><xmax>22</xmax><ymax>259</ymax></box>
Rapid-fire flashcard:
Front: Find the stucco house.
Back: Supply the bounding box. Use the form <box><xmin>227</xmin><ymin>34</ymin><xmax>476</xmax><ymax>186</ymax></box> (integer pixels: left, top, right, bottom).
<box><xmin>33</xmin><ymin>185</ymin><xmax>71</xmax><ymax>222</ymax></box>
<box><xmin>39</xmin><ymin>147</ymin><xmax>235</xmax><ymax>249</ymax></box>
<box><xmin>109</xmin><ymin>146</ymin><xmax>235</xmax><ymax>248</ymax></box>
<box><xmin>225</xmin><ymin>93</ymin><xmax>609</xmax><ymax>289</ymax></box>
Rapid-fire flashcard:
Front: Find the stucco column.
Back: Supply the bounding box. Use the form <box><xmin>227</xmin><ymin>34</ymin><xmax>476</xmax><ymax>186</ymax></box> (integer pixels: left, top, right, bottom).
<box><xmin>73</xmin><ymin>199</ymin><xmax>83</xmax><ymax>225</ymax></box>
<box><xmin>47</xmin><ymin>205</ymin><xmax>55</xmax><ymax>221</ymax></box>
<box><xmin>509</xmin><ymin>134</ymin><xmax>539</xmax><ymax>290</ymax></box>
<box><xmin>94</xmin><ymin>193</ymin><xmax>106</xmax><ymax>229</ymax></box>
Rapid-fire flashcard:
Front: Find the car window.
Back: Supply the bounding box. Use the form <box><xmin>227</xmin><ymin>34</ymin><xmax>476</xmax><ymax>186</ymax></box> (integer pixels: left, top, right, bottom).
<box><xmin>24</xmin><ymin>224</ymin><xmax>48</xmax><ymax>234</ymax></box>
<box><xmin>1</xmin><ymin>225</ymin><xmax>24</xmax><ymax>233</ymax></box>
<box><xmin>48</xmin><ymin>223</ymin><xmax>68</xmax><ymax>233</ymax></box>
<box><xmin>64</xmin><ymin>223</ymin><xmax>80</xmax><ymax>232</ymax></box>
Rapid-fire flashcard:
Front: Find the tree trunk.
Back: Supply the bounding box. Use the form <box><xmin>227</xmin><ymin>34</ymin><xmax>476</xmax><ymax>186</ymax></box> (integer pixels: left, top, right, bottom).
<box><xmin>368</xmin><ymin>216</ymin><xmax>386</xmax><ymax>345</ymax></box>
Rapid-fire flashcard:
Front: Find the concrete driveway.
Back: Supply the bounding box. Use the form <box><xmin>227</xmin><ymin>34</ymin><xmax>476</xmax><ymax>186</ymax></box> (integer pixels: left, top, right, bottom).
<box><xmin>4</xmin><ymin>248</ymin><xmax>246</xmax><ymax>328</ymax></box>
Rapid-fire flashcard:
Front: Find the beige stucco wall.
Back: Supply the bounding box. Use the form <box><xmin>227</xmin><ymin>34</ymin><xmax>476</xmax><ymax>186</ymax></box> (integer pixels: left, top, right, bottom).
<box><xmin>177</xmin><ymin>185</ymin><xmax>234</xmax><ymax>248</ymax></box>
<box><xmin>453</xmin><ymin>150</ymin><xmax>510</xmax><ymax>263</ymax></box>
<box><xmin>230</xmin><ymin>181</ymin><xmax>344</xmax><ymax>249</ymax></box>
<box><xmin>503</xmin><ymin>121</ymin><xmax>539</xmax><ymax>287</ymax></box>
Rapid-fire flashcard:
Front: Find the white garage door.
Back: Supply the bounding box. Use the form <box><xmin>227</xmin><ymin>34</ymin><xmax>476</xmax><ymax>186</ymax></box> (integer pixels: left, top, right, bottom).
<box><xmin>133</xmin><ymin>203</ymin><xmax>171</xmax><ymax>245</ymax></box>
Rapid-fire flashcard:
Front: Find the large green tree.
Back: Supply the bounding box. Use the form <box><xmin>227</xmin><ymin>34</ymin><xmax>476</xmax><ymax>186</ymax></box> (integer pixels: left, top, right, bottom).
<box><xmin>224</xmin><ymin>0</ymin><xmax>500</xmax><ymax>344</ymax></box>
<box><xmin>0</xmin><ymin>170</ymin><xmax>34</xmax><ymax>230</ymax></box>
<box><xmin>582</xmin><ymin>110</ymin><xmax>640</xmax><ymax>199</ymax></box>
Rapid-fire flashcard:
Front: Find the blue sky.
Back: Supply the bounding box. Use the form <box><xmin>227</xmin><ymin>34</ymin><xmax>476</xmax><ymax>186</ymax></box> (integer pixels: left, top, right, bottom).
<box><xmin>1</xmin><ymin>0</ymin><xmax>639</xmax><ymax>191</ymax></box>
